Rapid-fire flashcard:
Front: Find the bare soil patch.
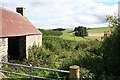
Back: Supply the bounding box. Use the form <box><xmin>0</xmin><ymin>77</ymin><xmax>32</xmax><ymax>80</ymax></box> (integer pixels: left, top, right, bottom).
<box><xmin>88</xmin><ymin>33</ymin><xmax>104</xmax><ymax>39</ymax></box>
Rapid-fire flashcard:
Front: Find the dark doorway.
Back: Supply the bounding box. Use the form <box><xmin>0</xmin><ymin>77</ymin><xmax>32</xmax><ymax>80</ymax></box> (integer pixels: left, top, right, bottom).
<box><xmin>8</xmin><ymin>36</ymin><xmax>26</xmax><ymax>60</ymax></box>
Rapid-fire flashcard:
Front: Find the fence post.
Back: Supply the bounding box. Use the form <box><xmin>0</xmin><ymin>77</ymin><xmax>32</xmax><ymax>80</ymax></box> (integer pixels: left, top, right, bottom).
<box><xmin>69</xmin><ymin>65</ymin><xmax>80</xmax><ymax>80</ymax></box>
<box><xmin>30</xmin><ymin>64</ymin><xmax>32</xmax><ymax>79</ymax></box>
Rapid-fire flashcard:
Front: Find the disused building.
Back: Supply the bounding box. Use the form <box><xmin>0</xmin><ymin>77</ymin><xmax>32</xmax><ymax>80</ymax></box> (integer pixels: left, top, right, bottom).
<box><xmin>0</xmin><ymin>7</ymin><xmax>42</xmax><ymax>61</ymax></box>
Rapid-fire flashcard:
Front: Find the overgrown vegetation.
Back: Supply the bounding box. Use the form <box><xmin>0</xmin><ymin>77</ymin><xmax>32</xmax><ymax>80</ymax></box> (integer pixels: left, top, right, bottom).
<box><xmin>28</xmin><ymin>36</ymin><xmax>102</xmax><ymax>79</ymax></box>
<box><xmin>2</xmin><ymin>36</ymin><xmax>102</xmax><ymax>79</ymax></box>
<box><xmin>101</xmin><ymin>15</ymin><xmax>120</xmax><ymax>79</ymax></box>
<box><xmin>1</xmin><ymin>14</ymin><xmax>120</xmax><ymax>80</ymax></box>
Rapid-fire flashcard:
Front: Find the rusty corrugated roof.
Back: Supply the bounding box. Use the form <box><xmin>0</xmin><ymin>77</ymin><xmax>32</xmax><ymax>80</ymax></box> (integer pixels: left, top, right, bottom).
<box><xmin>0</xmin><ymin>7</ymin><xmax>42</xmax><ymax>37</ymax></box>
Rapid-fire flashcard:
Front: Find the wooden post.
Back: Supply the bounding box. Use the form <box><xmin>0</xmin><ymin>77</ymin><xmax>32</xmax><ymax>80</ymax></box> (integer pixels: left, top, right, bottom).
<box><xmin>69</xmin><ymin>65</ymin><xmax>80</xmax><ymax>80</ymax></box>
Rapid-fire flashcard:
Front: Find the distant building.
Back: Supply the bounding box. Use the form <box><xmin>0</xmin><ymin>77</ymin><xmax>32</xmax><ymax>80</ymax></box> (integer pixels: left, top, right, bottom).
<box><xmin>0</xmin><ymin>7</ymin><xmax>42</xmax><ymax>61</ymax></box>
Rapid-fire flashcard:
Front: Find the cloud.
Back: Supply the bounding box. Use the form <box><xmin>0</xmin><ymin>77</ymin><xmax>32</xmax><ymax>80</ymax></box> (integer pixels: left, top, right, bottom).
<box><xmin>1</xmin><ymin>0</ymin><xmax>119</xmax><ymax>29</ymax></box>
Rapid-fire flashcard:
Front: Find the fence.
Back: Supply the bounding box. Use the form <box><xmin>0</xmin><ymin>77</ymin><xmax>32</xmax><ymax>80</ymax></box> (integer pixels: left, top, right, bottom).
<box><xmin>0</xmin><ymin>61</ymin><xmax>80</xmax><ymax>80</ymax></box>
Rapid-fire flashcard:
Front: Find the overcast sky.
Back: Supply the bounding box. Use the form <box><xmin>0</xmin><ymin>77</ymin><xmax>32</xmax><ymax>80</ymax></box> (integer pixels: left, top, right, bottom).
<box><xmin>1</xmin><ymin>0</ymin><xmax>119</xmax><ymax>29</ymax></box>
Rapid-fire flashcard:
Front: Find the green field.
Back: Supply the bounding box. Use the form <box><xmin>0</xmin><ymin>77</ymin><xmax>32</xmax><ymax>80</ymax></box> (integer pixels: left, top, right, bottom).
<box><xmin>59</xmin><ymin>27</ymin><xmax>110</xmax><ymax>41</ymax></box>
<box><xmin>88</xmin><ymin>27</ymin><xmax>110</xmax><ymax>33</ymax></box>
<box><xmin>59</xmin><ymin>28</ymin><xmax>87</xmax><ymax>41</ymax></box>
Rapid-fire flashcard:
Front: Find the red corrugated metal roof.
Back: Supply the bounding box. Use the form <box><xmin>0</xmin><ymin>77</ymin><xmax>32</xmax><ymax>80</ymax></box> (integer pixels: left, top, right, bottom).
<box><xmin>0</xmin><ymin>7</ymin><xmax>42</xmax><ymax>37</ymax></box>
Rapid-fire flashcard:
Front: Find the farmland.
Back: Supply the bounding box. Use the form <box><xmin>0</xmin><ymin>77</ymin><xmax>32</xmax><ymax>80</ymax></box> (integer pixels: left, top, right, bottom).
<box><xmin>60</xmin><ymin>27</ymin><xmax>110</xmax><ymax>40</ymax></box>
<box><xmin>88</xmin><ymin>27</ymin><xmax>110</xmax><ymax>33</ymax></box>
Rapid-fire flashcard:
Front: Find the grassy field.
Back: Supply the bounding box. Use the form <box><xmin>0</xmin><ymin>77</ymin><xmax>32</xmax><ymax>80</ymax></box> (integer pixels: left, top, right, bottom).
<box><xmin>59</xmin><ymin>28</ymin><xmax>86</xmax><ymax>41</ymax></box>
<box><xmin>59</xmin><ymin>27</ymin><xmax>110</xmax><ymax>41</ymax></box>
<box><xmin>60</xmin><ymin>35</ymin><xmax>86</xmax><ymax>41</ymax></box>
<box><xmin>88</xmin><ymin>27</ymin><xmax>110</xmax><ymax>33</ymax></box>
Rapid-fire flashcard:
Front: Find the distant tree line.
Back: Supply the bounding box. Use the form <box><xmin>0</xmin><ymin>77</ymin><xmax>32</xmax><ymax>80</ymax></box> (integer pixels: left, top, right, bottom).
<box><xmin>52</xmin><ymin>28</ymin><xmax>65</xmax><ymax>31</ymax></box>
<box><xmin>38</xmin><ymin>29</ymin><xmax>63</xmax><ymax>36</ymax></box>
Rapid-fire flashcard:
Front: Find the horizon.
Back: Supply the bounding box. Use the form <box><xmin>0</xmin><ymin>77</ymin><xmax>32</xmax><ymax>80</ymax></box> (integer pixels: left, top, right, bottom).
<box><xmin>1</xmin><ymin>0</ymin><xmax>119</xmax><ymax>29</ymax></box>
<box><xmin>38</xmin><ymin>26</ymin><xmax>110</xmax><ymax>30</ymax></box>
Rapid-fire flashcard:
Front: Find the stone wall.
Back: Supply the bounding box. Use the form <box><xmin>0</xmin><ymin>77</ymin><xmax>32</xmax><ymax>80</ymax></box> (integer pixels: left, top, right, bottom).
<box><xmin>0</xmin><ymin>38</ymin><xmax>8</xmax><ymax>62</ymax></box>
<box><xmin>26</xmin><ymin>34</ymin><xmax>42</xmax><ymax>58</ymax></box>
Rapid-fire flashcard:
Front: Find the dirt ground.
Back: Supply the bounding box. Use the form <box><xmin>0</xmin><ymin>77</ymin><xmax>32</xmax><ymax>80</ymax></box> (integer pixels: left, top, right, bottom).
<box><xmin>88</xmin><ymin>33</ymin><xmax>104</xmax><ymax>39</ymax></box>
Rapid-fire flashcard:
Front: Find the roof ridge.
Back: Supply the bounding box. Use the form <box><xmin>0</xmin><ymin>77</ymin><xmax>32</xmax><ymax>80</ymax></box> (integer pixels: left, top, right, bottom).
<box><xmin>0</xmin><ymin>7</ymin><xmax>24</xmax><ymax>17</ymax></box>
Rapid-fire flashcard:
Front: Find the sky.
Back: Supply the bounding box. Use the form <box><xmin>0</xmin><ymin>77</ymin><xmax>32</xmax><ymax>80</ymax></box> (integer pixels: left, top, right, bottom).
<box><xmin>0</xmin><ymin>0</ymin><xmax>120</xmax><ymax>29</ymax></box>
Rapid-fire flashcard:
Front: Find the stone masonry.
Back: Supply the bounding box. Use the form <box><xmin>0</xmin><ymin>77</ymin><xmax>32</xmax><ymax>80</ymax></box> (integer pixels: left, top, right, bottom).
<box><xmin>0</xmin><ymin>38</ymin><xmax>8</xmax><ymax>62</ymax></box>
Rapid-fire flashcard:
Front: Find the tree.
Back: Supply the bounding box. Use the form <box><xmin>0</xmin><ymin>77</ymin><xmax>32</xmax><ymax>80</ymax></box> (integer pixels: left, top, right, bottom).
<box><xmin>74</xmin><ymin>26</ymin><xmax>88</xmax><ymax>37</ymax></box>
<box><xmin>106</xmin><ymin>14</ymin><xmax>118</xmax><ymax>32</ymax></box>
<box><xmin>101</xmin><ymin>14</ymin><xmax>120</xmax><ymax>78</ymax></box>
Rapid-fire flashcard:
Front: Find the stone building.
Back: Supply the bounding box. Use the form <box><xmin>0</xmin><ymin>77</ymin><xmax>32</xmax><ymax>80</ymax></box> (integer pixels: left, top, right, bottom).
<box><xmin>0</xmin><ymin>7</ymin><xmax>42</xmax><ymax>61</ymax></box>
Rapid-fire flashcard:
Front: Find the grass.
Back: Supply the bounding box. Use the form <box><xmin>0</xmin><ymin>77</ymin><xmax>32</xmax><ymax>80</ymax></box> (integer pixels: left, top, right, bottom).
<box><xmin>60</xmin><ymin>35</ymin><xmax>86</xmax><ymax>41</ymax></box>
<box><xmin>59</xmin><ymin>28</ymin><xmax>86</xmax><ymax>41</ymax></box>
<box><xmin>88</xmin><ymin>27</ymin><xmax>110</xmax><ymax>33</ymax></box>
